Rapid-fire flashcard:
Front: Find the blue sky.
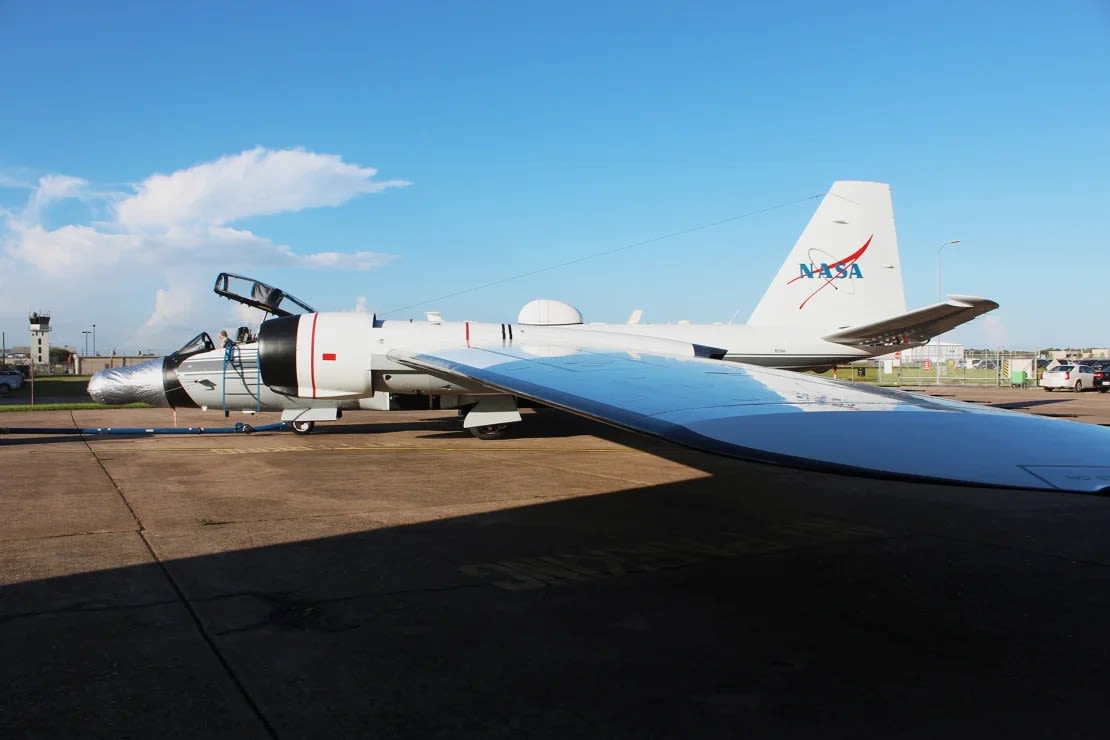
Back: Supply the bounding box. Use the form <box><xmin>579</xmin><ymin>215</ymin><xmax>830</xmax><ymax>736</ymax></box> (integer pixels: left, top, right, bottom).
<box><xmin>1</xmin><ymin>0</ymin><xmax>1108</xmax><ymax>354</ymax></box>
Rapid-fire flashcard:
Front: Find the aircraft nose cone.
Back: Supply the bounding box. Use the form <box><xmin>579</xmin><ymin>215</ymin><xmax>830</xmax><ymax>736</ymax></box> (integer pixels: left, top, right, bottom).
<box><xmin>87</xmin><ymin>358</ymin><xmax>169</xmax><ymax>406</ymax></box>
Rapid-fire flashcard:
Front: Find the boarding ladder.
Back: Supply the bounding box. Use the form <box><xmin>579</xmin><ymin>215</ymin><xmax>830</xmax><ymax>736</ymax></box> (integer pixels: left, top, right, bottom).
<box><xmin>220</xmin><ymin>343</ymin><xmax>263</xmax><ymax>416</ymax></box>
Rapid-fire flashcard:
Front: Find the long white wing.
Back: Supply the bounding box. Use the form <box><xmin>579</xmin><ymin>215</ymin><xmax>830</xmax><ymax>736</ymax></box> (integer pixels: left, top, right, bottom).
<box><xmin>391</xmin><ymin>346</ymin><xmax>1110</xmax><ymax>494</ymax></box>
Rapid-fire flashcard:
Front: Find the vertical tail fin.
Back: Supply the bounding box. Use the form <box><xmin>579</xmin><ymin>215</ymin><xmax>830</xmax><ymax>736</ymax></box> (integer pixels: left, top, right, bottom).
<box><xmin>747</xmin><ymin>181</ymin><xmax>904</xmax><ymax>329</ymax></box>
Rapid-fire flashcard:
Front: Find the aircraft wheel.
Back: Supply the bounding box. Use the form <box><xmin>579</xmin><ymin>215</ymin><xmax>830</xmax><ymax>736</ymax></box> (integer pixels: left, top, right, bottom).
<box><xmin>469</xmin><ymin>423</ymin><xmax>509</xmax><ymax>440</ymax></box>
<box><xmin>1075</xmin><ymin>381</ymin><xmax>1083</xmax><ymax>392</ymax></box>
<box><xmin>291</xmin><ymin>420</ymin><xmax>316</xmax><ymax>435</ymax></box>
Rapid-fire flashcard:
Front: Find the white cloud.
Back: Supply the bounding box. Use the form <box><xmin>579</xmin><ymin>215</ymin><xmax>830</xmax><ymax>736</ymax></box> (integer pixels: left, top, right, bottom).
<box><xmin>0</xmin><ymin>172</ymin><xmax>33</xmax><ymax>189</ymax></box>
<box><xmin>6</xmin><ymin>222</ymin><xmax>144</xmax><ymax>273</ymax></box>
<box><xmin>116</xmin><ymin>147</ymin><xmax>409</xmax><ymax>229</ymax></box>
<box><xmin>24</xmin><ymin>174</ymin><xmax>90</xmax><ymax>220</ymax></box>
<box><xmin>144</xmin><ymin>284</ymin><xmax>194</xmax><ymax>329</ymax></box>
<box><xmin>231</xmin><ymin>302</ymin><xmax>269</xmax><ymax>327</ymax></box>
<box><xmin>298</xmin><ymin>250</ymin><xmax>397</xmax><ymax>270</ymax></box>
<box><xmin>0</xmin><ymin>148</ymin><xmax>408</xmax><ymax>350</ymax></box>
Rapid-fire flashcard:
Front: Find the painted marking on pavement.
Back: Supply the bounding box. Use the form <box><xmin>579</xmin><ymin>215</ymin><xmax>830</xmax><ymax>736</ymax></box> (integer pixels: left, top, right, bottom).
<box><xmin>460</xmin><ymin>519</ymin><xmax>889</xmax><ymax>591</ymax></box>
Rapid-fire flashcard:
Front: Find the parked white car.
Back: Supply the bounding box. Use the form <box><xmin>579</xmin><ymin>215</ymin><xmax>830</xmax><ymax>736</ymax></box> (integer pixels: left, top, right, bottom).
<box><xmin>0</xmin><ymin>369</ymin><xmax>24</xmax><ymax>396</ymax></box>
<box><xmin>1041</xmin><ymin>364</ymin><xmax>1096</xmax><ymax>392</ymax></box>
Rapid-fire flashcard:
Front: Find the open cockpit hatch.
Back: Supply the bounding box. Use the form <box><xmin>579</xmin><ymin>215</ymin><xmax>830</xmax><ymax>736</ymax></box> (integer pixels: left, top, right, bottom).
<box><xmin>213</xmin><ymin>273</ymin><xmax>316</xmax><ymax>317</ymax></box>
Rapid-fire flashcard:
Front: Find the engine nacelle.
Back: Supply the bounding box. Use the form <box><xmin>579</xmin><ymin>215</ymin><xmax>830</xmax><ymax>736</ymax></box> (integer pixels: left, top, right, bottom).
<box><xmin>257</xmin><ymin>312</ymin><xmax>375</xmax><ymax>398</ymax></box>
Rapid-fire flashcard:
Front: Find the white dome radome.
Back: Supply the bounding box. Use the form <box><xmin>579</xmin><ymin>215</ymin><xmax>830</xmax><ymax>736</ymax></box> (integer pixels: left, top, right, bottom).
<box><xmin>517</xmin><ymin>299</ymin><xmax>584</xmax><ymax>326</ymax></box>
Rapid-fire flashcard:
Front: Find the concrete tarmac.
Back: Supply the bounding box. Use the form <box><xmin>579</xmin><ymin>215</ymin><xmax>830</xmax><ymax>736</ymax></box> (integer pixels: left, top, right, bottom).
<box><xmin>3</xmin><ymin>387</ymin><xmax>1110</xmax><ymax>738</ymax></box>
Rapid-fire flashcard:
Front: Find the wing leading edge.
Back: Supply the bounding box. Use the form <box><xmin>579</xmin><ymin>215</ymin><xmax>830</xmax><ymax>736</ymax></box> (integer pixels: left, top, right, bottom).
<box><xmin>391</xmin><ymin>346</ymin><xmax>1110</xmax><ymax>494</ymax></box>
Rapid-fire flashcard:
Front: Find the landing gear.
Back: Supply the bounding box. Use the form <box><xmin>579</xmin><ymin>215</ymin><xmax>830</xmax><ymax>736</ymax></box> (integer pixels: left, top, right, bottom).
<box><xmin>459</xmin><ymin>395</ymin><xmax>521</xmax><ymax>439</ymax></box>
<box><xmin>291</xmin><ymin>420</ymin><xmax>316</xmax><ymax>435</ymax></box>
<box><xmin>469</xmin><ymin>423</ymin><xmax>509</xmax><ymax>440</ymax></box>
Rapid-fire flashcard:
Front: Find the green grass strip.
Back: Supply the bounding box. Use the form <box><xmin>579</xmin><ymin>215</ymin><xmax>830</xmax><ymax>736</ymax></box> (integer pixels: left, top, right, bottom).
<box><xmin>0</xmin><ymin>402</ymin><xmax>150</xmax><ymax>412</ymax></box>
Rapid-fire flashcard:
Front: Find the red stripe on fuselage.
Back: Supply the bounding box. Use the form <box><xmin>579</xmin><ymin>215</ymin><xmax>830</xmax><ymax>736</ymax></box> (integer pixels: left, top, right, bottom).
<box><xmin>310</xmin><ymin>313</ymin><xmax>319</xmax><ymax>398</ymax></box>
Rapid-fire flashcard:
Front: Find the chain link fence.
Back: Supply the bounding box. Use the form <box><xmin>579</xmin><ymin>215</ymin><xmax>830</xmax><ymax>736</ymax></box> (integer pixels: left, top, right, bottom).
<box><xmin>837</xmin><ymin>349</ymin><xmax>1044</xmax><ymax>387</ymax></box>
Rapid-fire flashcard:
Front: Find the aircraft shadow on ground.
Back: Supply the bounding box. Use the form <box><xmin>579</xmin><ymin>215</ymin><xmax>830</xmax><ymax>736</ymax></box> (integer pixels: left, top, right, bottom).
<box><xmin>901</xmin><ymin>395</ymin><xmax>1088</xmax><ymax>420</ymax></box>
<box><xmin>0</xmin><ymin>432</ymin><xmax>160</xmax><ymax>447</ymax></box>
<box><xmin>308</xmin><ymin>408</ymin><xmax>649</xmax><ymax>442</ymax></box>
<box><xmin>308</xmin><ymin>417</ymin><xmax>460</xmax><ymax>437</ymax></box>
<box><xmin>4</xmin><ymin>417</ymin><xmax>1110</xmax><ymax>739</ymax></box>
<box><xmin>1</xmin><ymin>433</ymin><xmax>93</xmax><ymax>447</ymax></box>
<box><xmin>0</xmin><ymin>408</ymin><xmax>705</xmax><ymax>448</ymax></box>
<box><xmin>987</xmin><ymin>399</ymin><xmax>1073</xmax><ymax>410</ymax></box>
<box><xmin>981</xmin><ymin>399</ymin><xmax>1082</xmax><ymax>418</ymax></box>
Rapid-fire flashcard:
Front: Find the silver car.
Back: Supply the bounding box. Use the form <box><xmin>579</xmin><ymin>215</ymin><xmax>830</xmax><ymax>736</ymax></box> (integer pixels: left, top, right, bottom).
<box><xmin>1041</xmin><ymin>364</ymin><xmax>1096</xmax><ymax>392</ymax></box>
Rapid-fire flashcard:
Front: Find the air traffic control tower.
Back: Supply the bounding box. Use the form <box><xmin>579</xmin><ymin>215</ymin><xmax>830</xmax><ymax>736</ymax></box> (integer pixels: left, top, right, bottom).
<box><xmin>29</xmin><ymin>312</ymin><xmax>51</xmax><ymax>368</ymax></box>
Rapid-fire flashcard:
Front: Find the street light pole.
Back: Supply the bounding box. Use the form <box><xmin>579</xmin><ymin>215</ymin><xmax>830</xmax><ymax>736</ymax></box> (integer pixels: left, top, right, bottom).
<box><xmin>92</xmin><ymin>324</ymin><xmax>96</xmax><ymax>356</ymax></box>
<box><xmin>936</xmin><ymin>239</ymin><xmax>961</xmax><ymax>302</ymax></box>
<box><xmin>935</xmin><ymin>240</ymin><xmax>961</xmax><ymax>384</ymax></box>
<box><xmin>82</xmin><ymin>330</ymin><xmax>91</xmax><ymax>356</ymax></box>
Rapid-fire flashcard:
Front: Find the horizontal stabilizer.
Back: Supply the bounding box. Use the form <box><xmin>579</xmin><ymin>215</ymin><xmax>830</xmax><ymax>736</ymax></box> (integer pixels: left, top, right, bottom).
<box><xmin>821</xmin><ymin>295</ymin><xmax>999</xmax><ymax>347</ymax></box>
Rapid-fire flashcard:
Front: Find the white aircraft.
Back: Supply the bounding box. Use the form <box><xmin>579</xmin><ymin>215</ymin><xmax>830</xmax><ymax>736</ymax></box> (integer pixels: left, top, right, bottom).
<box><xmin>522</xmin><ymin>180</ymin><xmax>997</xmax><ymax>369</ymax></box>
<box><xmin>90</xmin><ymin>180</ymin><xmax>995</xmax><ymax>425</ymax></box>
<box><xmin>86</xmin><ymin>182</ymin><xmax>1110</xmax><ymax>494</ymax></box>
<box><xmin>91</xmin><ymin>181</ymin><xmax>991</xmax><ymax>431</ymax></box>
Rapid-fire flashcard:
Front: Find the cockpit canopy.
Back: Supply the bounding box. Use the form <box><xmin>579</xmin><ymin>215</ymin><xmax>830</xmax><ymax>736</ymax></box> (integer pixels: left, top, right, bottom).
<box><xmin>170</xmin><ymin>332</ymin><xmax>216</xmax><ymax>360</ymax></box>
<box><xmin>213</xmin><ymin>273</ymin><xmax>316</xmax><ymax>317</ymax></box>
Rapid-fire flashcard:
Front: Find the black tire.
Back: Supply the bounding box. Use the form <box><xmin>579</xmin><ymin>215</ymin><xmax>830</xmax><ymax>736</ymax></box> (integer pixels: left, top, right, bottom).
<box><xmin>469</xmin><ymin>423</ymin><xmax>509</xmax><ymax>440</ymax></box>
<box><xmin>291</xmin><ymin>420</ymin><xmax>315</xmax><ymax>434</ymax></box>
<box><xmin>0</xmin><ymin>383</ymin><xmax>10</xmax><ymax>397</ymax></box>
<box><xmin>1075</xmin><ymin>381</ymin><xmax>1083</xmax><ymax>392</ymax></box>
<box><xmin>1044</xmin><ymin>387</ymin><xmax>1053</xmax><ymax>392</ymax></box>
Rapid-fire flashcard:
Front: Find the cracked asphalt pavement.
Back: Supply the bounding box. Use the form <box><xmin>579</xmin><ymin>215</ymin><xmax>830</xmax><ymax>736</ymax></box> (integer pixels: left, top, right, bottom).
<box><xmin>4</xmin><ymin>394</ymin><xmax>1110</xmax><ymax>738</ymax></box>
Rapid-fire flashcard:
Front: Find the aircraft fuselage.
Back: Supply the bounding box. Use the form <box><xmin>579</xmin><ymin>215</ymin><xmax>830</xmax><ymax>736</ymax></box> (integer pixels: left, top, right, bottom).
<box><xmin>87</xmin><ymin>316</ymin><xmax>737</xmax><ymax>430</ymax></box>
<box><xmin>566</xmin><ymin>322</ymin><xmax>884</xmax><ymax>369</ymax></box>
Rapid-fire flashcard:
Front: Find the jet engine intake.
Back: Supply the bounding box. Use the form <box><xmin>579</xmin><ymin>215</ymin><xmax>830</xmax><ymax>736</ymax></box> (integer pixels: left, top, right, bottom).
<box><xmin>257</xmin><ymin>312</ymin><xmax>376</xmax><ymax>398</ymax></box>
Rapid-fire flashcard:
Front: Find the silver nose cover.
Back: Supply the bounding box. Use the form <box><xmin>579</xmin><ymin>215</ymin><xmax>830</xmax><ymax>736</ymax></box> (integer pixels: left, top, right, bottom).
<box><xmin>87</xmin><ymin>358</ymin><xmax>168</xmax><ymax>406</ymax></box>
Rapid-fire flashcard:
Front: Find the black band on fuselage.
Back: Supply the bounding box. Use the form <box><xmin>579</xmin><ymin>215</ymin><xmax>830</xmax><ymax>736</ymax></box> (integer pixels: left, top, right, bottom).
<box><xmin>257</xmin><ymin>315</ymin><xmax>301</xmax><ymax>395</ymax></box>
<box><xmin>162</xmin><ymin>355</ymin><xmax>199</xmax><ymax>408</ymax></box>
